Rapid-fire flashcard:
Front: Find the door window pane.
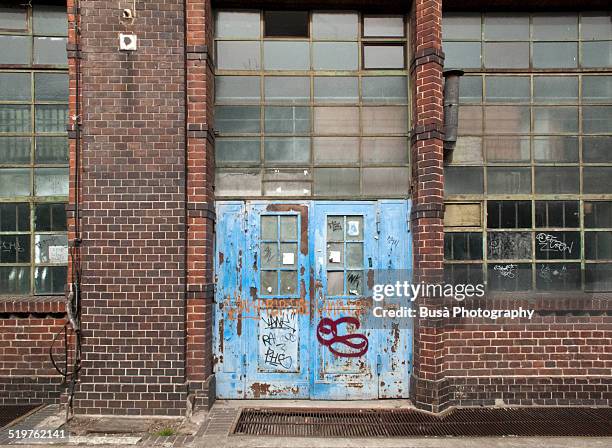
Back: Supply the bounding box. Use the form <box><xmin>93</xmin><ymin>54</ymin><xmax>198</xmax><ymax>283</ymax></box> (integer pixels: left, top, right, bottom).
<box><xmin>0</xmin><ymin>36</ymin><xmax>31</xmax><ymax>65</ymax></box>
<box><xmin>583</xmin><ymin>106</ymin><xmax>612</xmax><ymax>133</ymax></box>
<box><xmin>216</xmin><ymin>106</ymin><xmax>260</xmax><ymax>134</ymax></box>
<box><xmin>533</xmin><ymin>136</ymin><xmax>578</xmax><ymax>162</ymax></box>
<box><xmin>533</xmin><ymin>42</ymin><xmax>577</xmax><ymax>68</ymax></box>
<box><xmin>33</xmin><ymin>37</ymin><xmax>67</xmax><ymax>65</ymax></box>
<box><xmin>216</xmin><ymin>138</ymin><xmax>260</xmax><ymax>164</ymax></box>
<box><xmin>443</xmin><ymin>42</ymin><xmax>481</xmax><ymax>69</ymax></box>
<box><xmin>534</xmin><ymin>76</ymin><xmax>578</xmax><ymax>103</ymax></box>
<box><xmin>314</xmin><ymin>77</ymin><xmax>358</xmax><ymax>103</ymax></box>
<box><xmin>484</xmin><ymin>14</ymin><xmax>529</xmax><ymax>40</ymax></box>
<box><xmin>313</xmin><ymin>42</ymin><xmax>358</xmax><ymax>70</ymax></box>
<box><xmin>33</xmin><ymin>5</ymin><xmax>68</xmax><ymax>35</ymax></box>
<box><xmin>216</xmin><ymin>41</ymin><xmax>260</xmax><ymax>70</ymax></box>
<box><xmin>443</xmin><ymin>13</ymin><xmax>481</xmax><ymax>40</ymax></box>
<box><xmin>485</xmin><ymin>77</ymin><xmax>530</xmax><ymax>102</ymax></box>
<box><xmin>487</xmin><ymin>167</ymin><xmax>531</xmax><ymax>194</ymax></box>
<box><xmin>533</xmin><ymin>107</ymin><xmax>578</xmax><ymax>134</ymax></box>
<box><xmin>362</xmin><ymin>77</ymin><xmax>407</xmax><ymax>103</ymax></box>
<box><xmin>363</xmin><ymin>45</ymin><xmax>405</xmax><ymax>69</ymax></box>
<box><xmin>314</xmin><ymin>137</ymin><xmax>359</xmax><ymax>164</ymax></box>
<box><xmin>35</xmin><ymin>137</ymin><xmax>68</xmax><ymax>164</ymax></box>
<box><xmin>314</xmin><ymin>168</ymin><xmax>359</xmax><ymax>195</ymax></box>
<box><xmin>265</xmin><ymin>77</ymin><xmax>309</xmax><ymax>103</ymax></box>
<box><xmin>35</xmin><ymin>105</ymin><xmax>68</xmax><ymax>132</ymax></box>
<box><xmin>584</xmin><ymin>168</ymin><xmax>612</xmax><ymax>194</ymax></box>
<box><xmin>362</xmin><ymin>106</ymin><xmax>407</xmax><ymax>134</ymax></box>
<box><xmin>264</xmin><ymin>137</ymin><xmax>310</xmax><ymax>164</ymax></box>
<box><xmin>264</xmin><ymin>41</ymin><xmax>310</xmax><ymax>70</ymax></box>
<box><xmin>582</xmin><ymin>41</ymin><xmax>612</xmax><ymax>68</ymax></box>
<box><xmin>215</xmin><ymin>11</ymin><xmax>260</xmax><ymax>39</ymax></box>
<box><xmin>445</xmin><ymin>167</ymin><xmax>483</xmax><ymax>194</ymax></box>
<box><xmin>0</xmin><ymin>169</ymin><xmax>30</xmax><ymax>197</ymax></box>
<box><xmin>216</xmin><ymin>76</ymin><xmax>260</xmax><ymax>104</ymax></box>
<box><xmin>532</xmin><ymin>14</ymin><xmax>578</xmax><ymax>40</ymax></box>
<box><xmin>35</xmin><ymin>168</ymin><xmax>68</xmax><ymax>196</ymax></box>
<box><xmin>484</xmin><ymin>42</ymin><xmax>529</xmax><ymax>68</ymax></box>
<box><xmin>264</xmin><ymin>11</ymin><xmax>309</xmax><ymax>37</ymax></box>
<box><xmin>1</xmin><ymin>137</ymin><xmax>31</xmax><ymax>164</ymax></box>
<box><xmin>363</xmin><ymin>16</ymin><xmax>404</xmax><ymax>37</ymax></box>
<box><xmin>312</xmin><ymin>13</ymin><xmax>358</xmax><ymax>40</ymax></box>
<box><xmin>0</xmin><ymin>73</ymin><xmax>31</xmax><ymax>101</ymax></box>
<box><xmin>314</xmin><ymin>107</ymin><xmax>359</xmax><ymax>135</ymax></box>
<box><xmin>535</xmin><ymin>167</ymin><xmax>579</xmax><ymax>194</ymax></box>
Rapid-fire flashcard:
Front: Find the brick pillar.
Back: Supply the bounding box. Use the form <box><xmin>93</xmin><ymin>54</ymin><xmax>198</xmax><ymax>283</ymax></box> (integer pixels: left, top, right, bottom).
<box><xmin>185</xmin><ymin>0</ymin><xmax>216</xmax><ymax>410</ymax></box>
<box><xmin>72</xmin><ymin>0</ymin><xmax>188</xmax><ymax>416</ymax></box>
<box><xmin>409</xmin><ymin>0</ymin><xmax>450</xmax><ymax>412</ymax></box>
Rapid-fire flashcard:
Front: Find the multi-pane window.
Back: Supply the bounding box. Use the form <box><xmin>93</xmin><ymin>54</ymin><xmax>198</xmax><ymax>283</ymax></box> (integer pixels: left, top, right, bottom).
<box><xmin>443</xmin><ymin>12</ymin><xmax>612</xmax><ymax>292</ymax></box>
<box><xmin>214</xmin><ymin>10</ymin><xmax>410</xmax><ymax>198</ymax></box>
<box><xmin>0</xmin><ymin>3</ymin><xmax>68</xmax><ymax>295</ymax></box>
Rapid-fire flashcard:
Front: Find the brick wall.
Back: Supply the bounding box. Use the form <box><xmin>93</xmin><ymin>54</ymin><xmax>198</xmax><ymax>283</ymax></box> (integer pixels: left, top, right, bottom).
<box><xmin>0</xmin><ymin>299</ymin><xmax>68</xmax><ymax>405</ymax></box>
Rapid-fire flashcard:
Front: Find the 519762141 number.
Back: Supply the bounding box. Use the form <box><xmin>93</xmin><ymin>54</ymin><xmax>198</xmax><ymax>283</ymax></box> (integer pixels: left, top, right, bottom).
<box><xmin>7</xmin><ymin>429</ymin><xmax>66</xmax><ymax>439</ymax></box>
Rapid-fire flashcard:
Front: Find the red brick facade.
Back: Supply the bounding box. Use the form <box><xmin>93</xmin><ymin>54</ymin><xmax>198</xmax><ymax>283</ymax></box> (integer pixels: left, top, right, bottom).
<box><xmin>0</xmin><ymin>0</ymin><xmax>609</xmax><ymax>416</ymax></box>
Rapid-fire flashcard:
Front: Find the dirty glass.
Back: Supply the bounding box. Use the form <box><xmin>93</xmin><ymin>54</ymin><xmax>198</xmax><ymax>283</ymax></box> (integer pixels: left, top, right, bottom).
<box><xmin>33</xmin><ymin>37</ymin><xmax>68</xmax><ymax>65</ymax></box>
<box><xmin>363</xmin><ymin>16</ymin><xmax>404</xmax><ymax>37</ymax></box>
<box><xmin>33</xmin><ymin>5</ymin><xmax>68</xmax><ymax>35</ymax></box>
<box><xmin>582</xmin><ymin>41</ymin><xmax>612</xmax><ymax>68</ymax></box>
<box><xmin>484</xmin><ymin>42</ymin><xmax>529</xmax><ymax>68</ymax></box>
<box><xmin>35</xmin><ymin>203</ymin><xmax>67</xmax><ymax>231</ymax></box>
<box><xmin>485</xmin><ymin>77</ymin><xmax>529</xmax><ymax>102</ymax></box>
<box><xmin>583</xmin><ymin>106</ymin><xmax>612</xmax><ymax>133</ymax></box>
<box><xmin>0</xmin><ymin>73</ymin><xmax>31</xmax><ymax>101</ymax></box>
<box><xmin>443</xmin><ymin>42</ymin><xmax>481</xmax><ymax>69</ymax></box>
<box><xmin>0</xmin><ymin>7</ymin><xmax>27</xmax><ymax>30</ymax></box>
<box><xmin>534</xmin><ymin>76</ymin><xmax>578</xmax><ymax>103</ymax></box>
<box><xmin>533</xmin><ymin>42</ymin><xmax>577</xmax><ymax>68</ymax></box>
<box><xmin>363</xmin><ymin>44</ymin><xmax>405</xmax><ymax>69</ymax></box>
<box><xmin>533</xmin><ymin>106</ymin><xmax>578</xmax><ymax>134</ymax></box>
<box><xmin>459</xmin><ymin>76</ymin><xmax>482</xmax><ymax>103</ymax></box>
<box><xmin>535</xmin><ymin>201</ymin><xmax>580</xmax><ymax>228</ymax></box>
<box><xmin>312</xmin><ymin>13</ymin><xmax>358</xmax><ymax>40</ymax></box>
<box><xmin>484</xmin><ymin>137</ymin><xmax>530</xmax><ymax>163</ymax></box>
<box><xmin>0</xmin><ymin>36</ymin><xmax>31</xmax><ymax>65</ymax></box>
<box><xmin>1</xmin><ymin>137</ymin><xmax>31</xmax><ymax>164</ymax></box>
<box><xmin>0</xmin><ymin>203</ymin><xmax>29</xmax><ymax>231</ymax></box>
<box><xmin>484</xmin><ymin>14</ymin><xmax>529</xmax><ymax>40</ymax></box>
<box><xmin>34</xmin><ymin>266</ymin><xmax>67</xmax><ymax>294</ymax></box>
<box><xmin>362</xmin><ymin>107</ymin><xmax>407</xmax><ymax>134</ymax></box>
<box><xmin>215</xmin><ymin>11</ymin><xmax>260</xmax><ymax>39</ymax></box>
<box><xmin>362</xmin><ymin>167</ymin><xmax>409</xmax><ymax>195</ymax></box>
<box><xmin>0</xmin><ymin>266</ymin><xmax>30</xmax><ymax>294</ymax></box>
<box><xmin>536</xmin><ymin>263</ymin><xmax>580</xmax><ymax>291</ymax></box>
<box><xmin>582</xmin><ymin>76</ymin><xmax>612</xmax><ymax>103</ymax></box>
<box><xmin>444</xmin><ymin>232</ymin><xmax>483</xmax><ymax>260</ymax></box>
<box><xmin>216</xmin><ymin>106</ymin><xmax>260</xmax><ymax>134</ymax></box>
<box><xmin>0</xmin><ymin>169</ymin><xmax>30</xmax><ymax>197</ymax></box>
<box><xmin>216</xmin><ymin>76</ymin><xmax>260</xmax><ymax>104</ymax></box>
<box><xmin>314</xmin><ymin>77</ymin><xmax>358</xmax><ymax>103</ymax></box>
<box><xmin>264</xmin><ymin>137</ymin><xmax>310</xmax><ymax>164</ymax></box>
<box><xmin>362</xmin><ymin>77</ymin><xmax>407</xmax><ymax>103</ymax></box>
<box><xmin>314</xmin><ymin>168</ymin><xmax>359</xmax><ymax>195</ymax></box>
<box><xmin>313</xmin><ymin>42</ymin><xmax>358</xmax><ymax>70</ymax></box>
<box><xmin>263</xmin><ymin>41</ymin><xmax>309</xmax><ymax>70</ymax></box>
<box><xmin>584</xmin><ymin>202</ymin><xmax>612</xmax><ymax>228</ymax></box>
<box><xmin>217</xmin><ymin>41</ymin><xmax>260</xmax><ymax>70</ymax></box>
<box><xmin>313</xmin><ymin>137</ymin><xmax>359</xmax><ymax>164</ymax></box>
<box><xmin>533</xmin><ymin>136</ymin><xmax>578</xmax><ymax>162</ymax></box>
<box><xmin>532</xmin><ymin>14</ymin><xmax>577</xmax><ymax>40</ymax></box>
<box><xmin>0</xmin><ymin>105</ymin><xmax>31</xmax><ymax>132</ymax></box>
<box><xmin>362</xmin><ymin>138</ymin><xmax>408</xmax><ymax>164</ymax></box>
<box><xmin>535</xmin><ymin>167</ymin><xmax>580</xmax><ymax>194</ymax></box>
<box><xmin>443</xmin><ymin>13</ymin><xmax>480</xmax><ymax>40</ymax></box>
<box><xmin>584</xmin><ymin>138</ymin><xmax>612</xmax><ymax>162</ymax></box>
<box><xmin>216</xmin><ymin>138</ymin><xmax>260</xmax><ymax>164</ymax></box>
<box><xmin>535</xmin><ymin>231</ymin><xmax>580</xmax><ymax>260</ymax></box>
<box><xmin>444</xmin><ymin>167</ymin><xmax>483</xmax><ymax>195</ymax></box>
<box><xmin>35</xmin><ymin>105</ymin><xmax>68</xmax><ymax>133</ymax></box>
<box><xmin>34</xmin><ymin>168</ymin><xmax>69</xmax><ymax>196</ymax></box>
<box><xmin>264</xmin><ymin>106</ymin><xmax>310</xmax><ymax>134</ymax></box>
<box><xmin>265</xmin><ymin>77</ymin><xmax>309</xmax><ymax>103</ymax></box>
<box><xmin>583</xmin><ymin>167</ymin><xmax>612</xmax><ymax>194</ymax></box>
<box><xmin>314</xmin><ymin>107</ymin><xmax>359</xmax><ymax>135</ymax></box>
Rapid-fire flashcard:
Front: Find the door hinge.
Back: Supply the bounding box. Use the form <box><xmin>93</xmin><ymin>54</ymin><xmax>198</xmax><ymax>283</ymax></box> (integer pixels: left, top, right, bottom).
<box><xmin>376</xmin><ymin>210</ymin><xmax>381</xmax><ymax>234</ymax></box>
<box><xmin>376</xmin><ymin>354</ymin><xmax>382</xmax><ymax>375</ymax></box>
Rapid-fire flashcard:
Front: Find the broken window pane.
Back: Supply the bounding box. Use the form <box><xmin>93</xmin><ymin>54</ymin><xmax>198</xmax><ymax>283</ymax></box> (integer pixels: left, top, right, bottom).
<box><xmin>313</xmin><ymin>42</ymin><xmax>358</xmax><ymax>70</ymax></box>
<box><xmin>0</xmin><ymin>73</ymin><xmax>31</xmax><ymax>101</ymax></box>
<box><xmin>363</xmin><ymin>45</ymin><xmax>405</xmax><ymax>69</ymax></box>
<box><xmin>264</xmin><ymin>41</ymin><xmax>310</xmax><ymax>70</ymax></box>
<box><xmin>584</xmin><ymin>202</ymin><xmax>612</xmax><ymax>228</ymax></box>
<box><xmin>363</xmin><ymin>16</ymin><xmax>404</xmax><ymax>37</ymax></box>
<box><xmin>264</xmin><ymin>11</ymin><xmax>309</xmax><ymax>37</ymax></box>
<box><xmin>215</xmin><ymin>11</ymin><xmax>260</xmax><ymax>39</ymax></box>
<box><xmin>312</xmin><ymin>13</ymin><xmax>358</xmax><ymax>40</ymax></box>
<box><xmin>34</xmin><ymin>168</ymin><xmax>68</xmax><ymax>196</ymax></box>
<box><xmin>265</xmin><ymin>77</ymin><xmax>309</xmax><ymax>104</ymax></box>
<box><xmin>216</xmin><ymin>41</ymin><xmax>260</xmax><ymax>70</ymax></box>
<box><xmin>535</xmin><ymin>167</ymin><xmax>579</xmax><ymax>194</ymax></box>
<box><xmin>33</xmin><ymin>37</ymin><xmax>67</xmax><ymax>65</ymax></box>
<box><xmin>535</xmin><ymin>201</ymin><xmax>579</xmax><ymax>228</ymax></box>
<box><xmin>314</xmin><ymin>77</ymin><xmax>358</xmax><ymax>103</ymax></box>
<box><xmin>216</xmin><ymin>76</ymin><xmax>260</xmax><ymax>104</ymax></box>
<box><xmin>487</xmin><ymin>167</ymin><xmax>531</xmax><ymax>194</ymax></box>
<box><xmin>1</xmin><ymin>137</ymin><xmax>31</xmax><ymax>164</ymax></box>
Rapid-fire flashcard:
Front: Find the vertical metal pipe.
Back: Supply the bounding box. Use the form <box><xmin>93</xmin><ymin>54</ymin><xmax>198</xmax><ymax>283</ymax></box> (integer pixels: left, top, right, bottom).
<box><xmin>443</xmin><ymin>69</ymin><xmax>464</xmax><ymax>152</ymax></box>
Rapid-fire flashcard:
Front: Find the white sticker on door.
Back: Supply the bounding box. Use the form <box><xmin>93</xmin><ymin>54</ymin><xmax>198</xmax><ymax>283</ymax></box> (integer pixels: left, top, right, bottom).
<box><xmin>329</xmin><ymin>251</ymin><xmax>341</xmax><ymax>263</ymax></box>
<box><xmin>347</xmin><ymin>220</ymin><xmax>360</xmax><ymax>237</ymax></box>
<box><xmin>282</xmin><ymin>252</ymin><xmax>295</xmax><ymax>265</ymax></box>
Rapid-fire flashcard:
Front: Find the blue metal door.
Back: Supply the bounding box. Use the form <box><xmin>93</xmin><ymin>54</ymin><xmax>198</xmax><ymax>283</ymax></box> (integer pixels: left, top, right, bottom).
<box><xmin>214</xmin><ymin>200</ymin><xmax>412</xmax><ymax>399</ymax></box>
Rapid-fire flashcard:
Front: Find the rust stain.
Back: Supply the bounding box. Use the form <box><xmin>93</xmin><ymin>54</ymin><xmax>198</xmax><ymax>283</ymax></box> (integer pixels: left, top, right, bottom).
<box><xmin>218</xmin><ymin>319</ymin><xmax>224</xmax><ymax>353</ymax></box>
<box><xmin>218</xmin><ymin>252</ymin><xmax>224</xmax><ymax>265</ymax></box>
<box><xmin>250</xmin><ymin>382</ymin><xmax>271</xmax><ymax>398</ymax></box>
<box><xmin>250</xmin><ymin>286</ymin><xmax>258</xmax><ymax>300</ymax></box>
<box><xmin>391</xmin><ymin>322</ymin><xmax>400</xmax><ymax>353</ymax></box>
<box><xmin>236</xmin><ymin>312</ymin><xmax>242</xmax><ymax>336</ymax></box>
<box><xmin>367</xmin><ymin>269</ymin><xmax>375</xmax><ymax>289</ymax></box>
<box><xmin>253</xmin><ymin>253</ymin><xmax>257</xmax><ymax>270</ymax></box>
<box><xmin>237</xmin><ymin>249</ymin><xmax>243</xmax><ymax>271</ymax></box>
<box><xmin>265</xmin><ymin>204</ymin><xmax>309</xmax><ymax>254</ymax></box>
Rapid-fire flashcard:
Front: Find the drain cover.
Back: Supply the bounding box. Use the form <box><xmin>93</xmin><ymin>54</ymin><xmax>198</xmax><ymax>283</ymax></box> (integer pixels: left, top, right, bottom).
<box><xmin>0</xmin><ymin>404</ymin><xmax>43</xmax><ymax>430</ymax></box>
<box><xmin>232</xmin><ymin>407</ymin><xmax>612</xmax><ymax>438</ymax></box>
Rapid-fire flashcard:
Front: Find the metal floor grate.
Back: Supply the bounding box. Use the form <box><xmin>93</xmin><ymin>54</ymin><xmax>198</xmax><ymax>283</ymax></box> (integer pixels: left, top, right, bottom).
<box><xmin>232</xmin><ymin>407</ymin><xmax>612</xmax><ymax>437</ymax></box>
<box><xmin>0</xmin><ymin>404</ymin><xmax>43</xmax><ymax>430</ymax></box>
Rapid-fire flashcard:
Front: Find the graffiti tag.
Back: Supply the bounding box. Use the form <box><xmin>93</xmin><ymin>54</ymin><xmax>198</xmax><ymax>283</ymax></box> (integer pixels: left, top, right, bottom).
<box><xmin>316</xmin><ymin>317</ymin><xmax>369</xmax><ymax>358</ymax></box>
<box><xmin>493</xmin><ymin>264</ymin><xmax>518</xmax><ymax>279</ymax></box>
<box><xmin>536</xmin><ymin>233</ymin><xmax>573</xmax><ymax>254</ymax></box>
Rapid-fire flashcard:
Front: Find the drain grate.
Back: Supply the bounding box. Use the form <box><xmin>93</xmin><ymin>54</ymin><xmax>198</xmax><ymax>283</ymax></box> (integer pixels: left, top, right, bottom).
<box><xmin>0</xmin><ymin>404</ymin><xmax>43</xmax><ymax>430</ymax></box>
<box><xmin>232</xmin><ymin>407</ymin><xmax>612</xmax><ymax>437</ymax></box>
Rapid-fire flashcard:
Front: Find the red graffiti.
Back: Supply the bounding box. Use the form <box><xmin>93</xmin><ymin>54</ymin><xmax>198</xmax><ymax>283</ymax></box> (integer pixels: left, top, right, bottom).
<box><xmin>316</xmin><ymin>317</ymin><xmax>369</xmax><ymax>358</ymax></box>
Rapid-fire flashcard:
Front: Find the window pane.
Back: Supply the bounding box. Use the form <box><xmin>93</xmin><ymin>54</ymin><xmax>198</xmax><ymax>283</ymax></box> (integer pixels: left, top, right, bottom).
<box><xmin>35</xmin><ymin>137</ymin><xmax>68</xmax><ymax>164</ymax></box>
<box><xmin>34</xmin><ymin>266</ymin><xmax>67</xmax><ymax>294</ymax></box>
<box><xmin>444</xmin><ymin>233</ymin><xmax>483</xmax><ymax>260</ymax></box>
<box><xmin>265</xmin><ymin>77</ymin><xmax>309</xmax><ymax>103</ymax></box>
<box><xmin>584</xmin><ymin>167</ymin><xmax>612</xmax><ymax>194</ymax></box>
<box><xmin>0</xmin><ymin>36</ymin><xmax>31</xmax><ymax>65</ymax></box>
<box><xmin>535</xmin><ymin>201</ymin><xmax>579</xmax><ymax>228</ymax></box>
<box><xmin>584</xmin><ymin>202</ymin><xmax>612</xmax><ymax>228</ymax></box>
<box><xmin>313</xmin><ymin>42</ymin><xmax>358</xmax><ymax>70</ymax></box>
<box><xmin>35</xmin><ymin>234</ymin><xmax>68</xmax><ymax>263</ymax></box>
<box><xmin>35</xmin><ymin>203</ymin><xmax>67</xmax><ymax>231</ymax></box>
<box><xmin>458</xmin><ymin>106</ymin><xmax>483</xmax><ymax>134</ymax></box>
<box><xmin>443</xmin><ymin>42</ymin><xmax>481</xmax><ymax>69</ymax></box>
<box><xmin>215</xmin><ymin>11</ymin><xmax>260</xmax><ymax>39</ymax></box>
<box><xmin>487</xmin><ymin>201</ymin><xmax>531</xmax><ymax>229</ymax></box>
<box><xmin>264</xmin><ymin>137</ymin><xmax>310</xmax><ymax>164</ymax></box>
<box><xmin>484</xmin><ymin>42</ymin><xmax>529</xmax><ymax>68</ymax></box>
<box><xmin>216</xmin><ymin>170</ymin><xmax>261</xmax><ymax>196</ymax></box>
<box><xmin>0</xmin><ymin>137</ymin><xmax>31</xmax><ymax>164</ymax></box>
<box><xmin>263</xmin><ymin>170</ymin><xmax>311</xmax><ymax>196</ymax></box>
<box><xmin>314</xmin><ymin>77</ymin><xmax>358</xmax><ymax>103</ymax></box>
<box><xmin>484</xmin><ymin>14</ymin><xmax>529</xmax><ymax>40</ymax></box>
<box><xmin>0</xmin><ymin>235</ymin><xmax>30</xmax><ymax>263</ymax></box>
<box><xmin>485</xmin><ymin>136</ymin><xmax>530</xmax><ymax>162</ymax></box>
<box><xmin>313</xmin><ymin>137</ymin><xmax>359</xmax><ymax>164</ymax></box>
<box><xmin>0</xmin><ymin>73</ymin><xmax>31</xmax><ymax>101</ymax></box>
<box><xmin>583</xmin><ymin>106</ymin><xmax>612</xmax><ymax>133</ymax></box>
<box><xmin>487</xmin><ymin>167</ymin><xmax>531</xmax><ymax>194</ymax></box>
<box><xmin>34</xmin><ymin>168</ymin><xmax>68</xmax><ymax>196</ymax></box>
<box><xmin>362</xmin><ymin>106</ymin><xmax>408</xmax><ymax>134</ymax></box>
<box><xmin>582</xmin><ymin>76</ymin><xmax>612</xmax><ymax>103</ymax></box>
<box><xmin>536</xmin><ymin>263</ymin><xmax>580</xmax><ymax>290</ymax></box>
<box><xmin>445</xmin><ymin>167</ymin><xmax>483</xmax><ymax>194</ymax></box>
<box><xmin>35</xmin><ymin>105</ymin><xmax>68</xmax><ymax>133</ymax></box>
<box><xmin>533</xmin><ymin>136</ymin><xmax>578</xmax><ymax>162</ymax></box>
<box><xmin>488</xmin><ymin>232</ymin><xmax>532</xmax><ymax>259</ymax></box>
<box><xmin>535</xmin><ymin>231</ymin><xmax>580</xmax><ymax>260</ymax></box>
<box><xmin>0</xmin><ymin>169</ymin><xmax>30</xmax><ymax>196</ymax></box>
<box><xmin>581</xmin><ymin>14</ymin><xmax>612</xmax><ymax>40</ymax></box>
<box><xmin>532</xmin><ymin>14</ymin><xmax>578</xmax><ymax>40</ymax></box>
<box><xmin>485</xmin><ymin>77</ymin><xmax>529</xmax><ymax>102</ymax></box>
<box><xmin>34</xmin><ymin>73</ymin><xmax>68</xmax><ymax>102</ymax></box>
<box><xmin>582</xmin><ymin>41</ymin><xmax>612</xmax><ymax>68</ymax></box>
<box><xmin>459</xmin><ymin>76</ymin><xmax>482</xmax><ymax>103</ymax></box>
<box><xmin>314</xmin><ymin>168</ymin><xmax>359</xmax><ymax>195</ymax></box>
<box><xmin>216</xmin><ymin>106</ymin><xmax>260</xmax><ymax>134</ymax></box>
<box><xmin>216</xmin><ymin>76</ymin><xmax>260</xmax><ymax>104</ymax></box>
<box><xmin>583</xmin><ymin>136</ymin><xmax>612</xmax><ymax>163</ymax></box>
<box><xmin>0</xmin><ymin>6</ymin><xmax>27</xmax><ymax>30</ymax></box>
<box><xmin>33</xmin><ymin>37</ymin><xmax>67</xmax><ymax>65</ymax></box>
<box><xmin>585</xmin><ymin>232</ymin><xmax>612</xmax><ymax>260</ymax></box>
<box><xmin>264</xmin><ymin>11</ymin><xmax>308</xmax><ymax>37</ymax></box>
<box><xmin>216</xmin><ymin>138</ymin><xmax>260</xmax><ymax>164</ymax></box>
<box><xmin>443</xmin><ymin>13</ymin><xmax>481</xmax><ymax>40</ymax></box>
<box><xmin>362</xmin><ymin>137</ymin><xmax>408</xmax><ymax>164</ymax></box>
<box><xmin>363</xmin><ymin>16</ymin><xmax>404</xmax><ymax>37</ymax></box>
<box><xmin>0</xmin><ymin>105</ymin><xmax>31</xmax><ymax>132</ymax></box>
<box><xmin>484</xmin><ymin>106</ymin><xmax>530</xmax><ymax>134</ymax></box>
<box><xmin>264</xmin><ymin>106</ymin><xmax>310</xmax><ymax>134</ymax></box>
<box><xmin>535</xmin><ymin>167</ymin><xmax>579</xmax><ymax>194</ymax></box>
<box><xmin>0</xmin><ymin>266</ymin><xmax>30</xmax><ymax>295</ymax></box>
<box><xmin>533</xmin><ymin>42</ymin><xmax>577</xmax><ymax>68</ymax></box>
<box><xmin>533</xmin><ymin>106</ymin><xmax>578</xmax><ymax>134</ymax></box>
<box><xmin>585</xmin><ymin>264</ymin><xmax>612</xmax><ymax>291</ymax></box>
<box><xmin>363</xmin><ymin>45</ymin><xmax>405</xmax><ymax>69</ymax></box>
<box><xmin>533</xmin><ymin>76</ymin><xmax>578</xmax><ymax>103</ymax></box>
<box><xmin>362</xmin><ymin>77</ymin><xmax>407</xmax><ymax>103</ymax></box>
<box><xmin>264</xmin><ymin>41</ymin><xmax>309</xmax><ymax>70</ymax></box>
<box><xmin>33</xmin><ymin>5</ymin><xmax>68</xmax><ymax>35</ymax></box>
<box><xmin>0</xmin><ymin>203</ymin><xmax>29</xmax><ymax>231</ymax></box>
<box><xmin>314</xmin><ymin>107</ymin><xmax>359</xmax><ymax>135</ymax></box>
<box><xmin>362</xmin><ymin>167</ymin><xmax>409</xmax><ymax>195</ymax></box>
<box><xmin>216</xmin><ymin>41</ymin><xmax>260</xmax><ymax>70</ymax></box>
<box><xmin>312</xmin><ymin>13</ymin><xmax>358</xmax><ymax>40</ymax></box>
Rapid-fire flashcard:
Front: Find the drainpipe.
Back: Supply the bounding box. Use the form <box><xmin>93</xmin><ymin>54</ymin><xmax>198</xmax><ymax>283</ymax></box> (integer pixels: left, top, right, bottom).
<box><xmin>442</xmin><ymin>69</ymin><xmax>464</xmax><ymax>153</ymax></box>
